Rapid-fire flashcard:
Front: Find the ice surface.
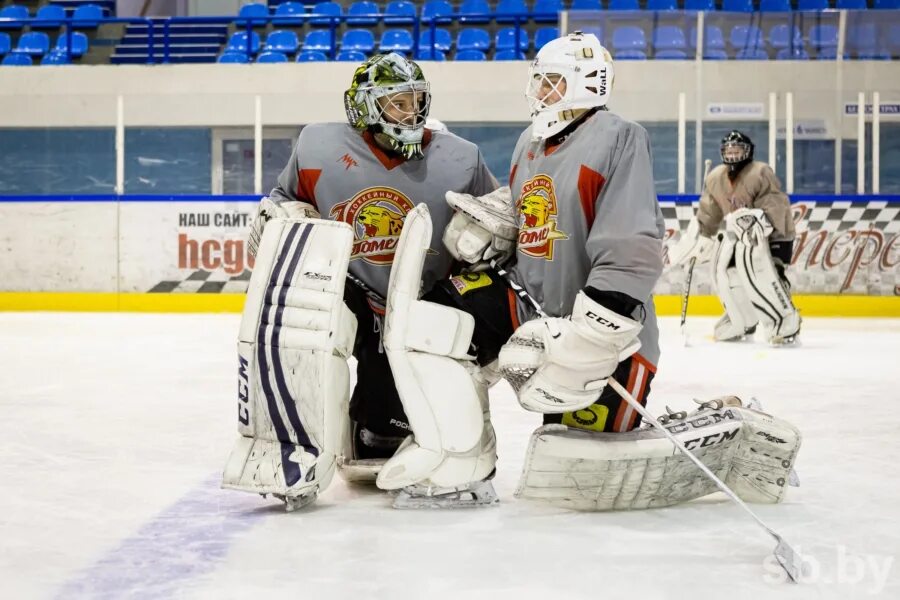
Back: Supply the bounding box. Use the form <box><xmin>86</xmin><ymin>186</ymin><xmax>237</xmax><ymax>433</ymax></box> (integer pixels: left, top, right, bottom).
<box><xmin>1</xmin><ymin>313</ymin><xmax>898</xmax><ymax>599</ymax></box>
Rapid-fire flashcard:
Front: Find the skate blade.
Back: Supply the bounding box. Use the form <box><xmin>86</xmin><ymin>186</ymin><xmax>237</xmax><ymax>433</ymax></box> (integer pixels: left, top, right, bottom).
<box><xmin>392</xmin><ymin>481</ymin><xmax>499</xmax><ymax>509</ymax></box>
<box><xmin>273</xmin><ymin>492</ymin><xmax>317</xmax><ymax>512</ymax></box>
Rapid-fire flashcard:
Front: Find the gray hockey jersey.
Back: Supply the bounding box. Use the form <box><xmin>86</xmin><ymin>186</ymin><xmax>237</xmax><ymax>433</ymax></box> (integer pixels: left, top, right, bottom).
<box><xmin>269</xmin><ymin>123</ymin><xmax>497</xmax><ymax>299</ymax></box>
<box><xmin>508</xmin><ymin>110</ymin><xmax>665</xmax><ymax>366</ymax></box>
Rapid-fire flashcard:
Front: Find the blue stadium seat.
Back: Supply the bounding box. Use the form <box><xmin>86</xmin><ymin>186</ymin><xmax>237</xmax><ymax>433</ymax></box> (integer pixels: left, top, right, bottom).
<box><xmin>72</xmin><ymin>4</ymin><xmax>105</xmax><ymax>28</ymax></box>
<box><xmin>759</xmin><ymin>0</ymin><xmax>792</xmax><ymax>11</ymax></box>
<box><xmin>496</xmin><ymin>27</ymin><xmax>529</xmax><ymax>52</ymax></box>
<box><xmin>580</xmin><ymin>26</ymin><xmax>604</xmax><ymax>44</ymax></box>
<box><xmin>703</xmin><ymin>49</ymin><xmax>729</xmax><ymax>59</ymax></box>
<box><xmin>34</xmin><ymin>4</ymin><xmax>65</xmax><ymax>28</ymax></box>
<box><xmin>535</xmin><ymin>27</ymin><xmax>559</xmax><ymax>50</ymax></box>
<box><xmin>16</xmin><ymin>32</ymin><xmax>50</xmax><ymax>56</ymax></box>
<box><xmin>690</xmin><ymin>26</ymin><xmax>726</xmax><ymax>50</ymax></box>
<box><xmin>265</xmin><ymin>30</ymin><xmax>299</xmax><ymax>53</ymax></box>
<box><xmin>0</xmin><ymin>5</ymin><xmax>29</xmax><ymax>29</ymax></box>
<box><xmin>653</xmin><ymin>26</ymin><xmax>686</xmax><ymax>50</ymax></box>
<box><xmin>54</xmin><ymin>32</ymin><xmax>89</xmax><ymax>57</ymax></box>
<box><xmin>275</xmin><ymin>1</ymin><xmax>305</xmax><ymax>16</ymax></box>
<box><xmin>303</xmin><ymin>30</ymin><xmax>335</xmax><ymax>52</ymax></box>
<box><xmin>809</xmin><ymin>24</ymin><xmax>839</xmax><ymax>49</ymax></box>
<box><xmin>0</xmin><ymin>32</ymin><xmax>10</xmax><ymax>55</ymax></box>
<box><xmin>736</xmin><ymin>48</ymin><xmax>769</xmax><ymax>59</ymax></box>
<box><xmin>768</xmin><ymin>24</ymin><xmax>801</xmax><ymax>49</ymax></box>
<box><xmin>647</xmin><ymin>0</ymin><xmax>679</xmax><ymax>10</ymax></box>
<box><xmin>797</xmin><ymin>0</ymin><xmax>829</xmax><ymax>9</ymax></box>
<box><xmin>609</xmin><ymin>0</ymin><xmax>640</xmax><ymax>9</ymax></box>
<box><xmin>455</xmin><ymin>49</ymin><xmax>487</xmax><ymax>60</ymax></box>
<box><xmin>684</xmin><ymin>0</ymin><xmax>716</xmax><ymax>10</ymax></box>
<box><xmin>815</xmin><ymin>47</ymin><xmax>849</xmax><ymax>59</ymax></box>
<box><xmin>776</xmin><ymin>47</ymin><xmax>810</xmax><ymax>59</ymax></box>
<box><xmin>874</xmin><ymin>0</ymin><xmax>899</xmax><ymax>7</ymax></box>
<box><xmin>532</xmin><ymin>0</ymin><xmax>563</xmax><ymax>23</ymax></box>
<box><xmin>257</xmin><ymin>51</ymin><xmax>289</xmax><ymax>62</ymax></box>
<box><xmin>495</xmin><ymin>0</ymin><xmax>528</xmax><ymax>24</ymax></box>
<box><xmin>847</xmin><ymin>24</ymin><xmax>877</xmax><ymax>52</ymax></box>
<box><xmin>655</xmin><ymin>49</ymin><xmax>688</xmax><ymax>59</ymax></box>
<box><xmin>416</xmin><ymin>48</ymin><xmax>446</xmax><ymax>60</ymax></box>
<box><xmin>337</xmin><ymin>49</ymin><xmax>368</xmax><ymax>61</ymax></box>
<box><xmin>730</xmin><ymin>25</ymin><xmax>763</xmax><ymax>49</ymax></box>
<box><xmin>457</xmin><ymin>28</ymin><xmax>491</xmax><ymax>51</ymax></box>
<box><xmin>613</xmin><ymin>26</ymin><xmax>647</xmax><ymax>51</ymax></box>
<box><xmin>495</xmin><ymin>49</ymin><xmax>527</xmax><ymax>60</ymax></box>
<box><xmin>570</xmin><ymin>0</ymin><xmax>602</xmax><ymax>8</ymax></box>
<box><xmin>422</xmin><ymin>0</ymin><xmax>454</xmax><ymax>24</ymax></box>
<box><xmin>379</xmin><ymin>29</ymin><xmax>414</xmax><ymax>53</ymax></box>
<box><xmin>237</xmin><ymin>2</ymin><xmax>269</xmax><ymax>24</ymax></box>
<box><xmin>722</xmin><ymin>0</ymin><xmax>754</xmax><ymax>11</ymax></box>
<box><xmin>419</xmin><ymin>28</ymin><xmax>452</xmax><ymax>52</ymax></box>
<box><xmin>615</xmin><ymin>49</ymin><xmax>647</xmax><ymax>59</ymax></box>
<box><xmin>347</xmin><ymin>1</ymin><xmax>380</xmax><ymax>26</ymax></box>
<box><xmin>383</xmin><ymin>1</ymin><xmax>416</xmax><ymax>25</ymax></box>
<box><xmin>835</xmin><ymin>0</ymin><xmax>867</xmax><ymax>7</ymax></box>
<box><xmin>342</xmin><ymin>29</ymin><xmax>375</xmax><ymax>53</ymax></box>
<box><xmin>458</xmin><ymin>0</ymin><xmax>491</xmax><ymax>24</ymax></box>
<box><xmin>218</xmin><ymin>51</ymin><xmax>249</xmax><ymax>63</ymax></box>
<box><xmin>226</xmin><ymin>31</ymin><xmax>261</xmax><ymax>54</ymax></box>
<box><xmin>297</xmin><ymin>50</ymin><xmax>329</xmax><ymax>62</ymax></box>
<box><xmin>2</xmin><ymin>52</ymin><xmax>32</xmax><ymax>65</ymax></box>
<box><xmin>310</xmin><ymin>2</ymin><xmax>342</xmax><ymax>26</ymax></box>
<box><xmin>41</xmin><ymin>51</ymin><xmax>71</xmax><ymax>65</ymax></box>
<box><xmin>888</xmin><ymin>24</ymin><xmax>900</xmax><ymax>53</ymax></box>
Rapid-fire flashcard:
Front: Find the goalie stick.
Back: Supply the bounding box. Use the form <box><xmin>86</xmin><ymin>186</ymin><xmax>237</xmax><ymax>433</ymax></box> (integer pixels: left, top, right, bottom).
<box><xmin>680</xmin><ymin>158</ymin><xmax>713</xmax><ymax>346</ymax></box>
<box><xmin>490</xmin><ymin>257</ymin><xmax>805</xmax><ymax>583</ymax></box>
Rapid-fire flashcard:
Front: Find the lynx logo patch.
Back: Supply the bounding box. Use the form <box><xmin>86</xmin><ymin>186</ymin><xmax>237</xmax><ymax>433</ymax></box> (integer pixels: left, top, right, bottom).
<box><xmin>517</xmin><ymin>174</ymin><xmax>569</xmax><ymax>260</ymax></box>
<box><xmin>330</xmin><ymin>186</ymin><xmax>414</xmax><ymax>265</ymax></box>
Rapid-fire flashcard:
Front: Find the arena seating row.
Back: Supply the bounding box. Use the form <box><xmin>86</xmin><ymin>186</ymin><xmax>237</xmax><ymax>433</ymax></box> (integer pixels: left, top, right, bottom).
<box><xmin>213</xmin><ymin>21</ymin><xmax>899</xmax><ymax>61</ymax></box>
<box><xmin>0</xmin><ymin>29</ymin><xmax>88</xmax><ymax>63</ymax></box>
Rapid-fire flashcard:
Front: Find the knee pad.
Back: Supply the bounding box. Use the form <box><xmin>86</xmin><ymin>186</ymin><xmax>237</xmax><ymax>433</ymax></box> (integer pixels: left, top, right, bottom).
<box><xmin>375</xmin><ymin>204</ymin><xmax>497</xmax><ymax>491</ymax></box>
<box><xmin>222</xmin><ymin>218</ymin><xmax>356</xmax><ymax>503</ymax></box>
<box><xmin>712</xmin><ymin>232</ymin><xmax>758</xmax><ymax>341</ymax></box>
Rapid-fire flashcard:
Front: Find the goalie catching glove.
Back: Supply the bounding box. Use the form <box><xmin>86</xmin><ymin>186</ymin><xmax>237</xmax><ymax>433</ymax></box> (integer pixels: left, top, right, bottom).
<box><xmin>247</xmin><ymin>197</ymin><xmax>320</xmax><ymax>257</ymax></box>
<box><xmin>443</xmin><ymin>186</ymin><xmax>518</xmax><ymax>268</ymax></box>
<box><xmin>498</xmin><ymin>290</ymin><xmax>642</xmax><ymax>414</ymax></box>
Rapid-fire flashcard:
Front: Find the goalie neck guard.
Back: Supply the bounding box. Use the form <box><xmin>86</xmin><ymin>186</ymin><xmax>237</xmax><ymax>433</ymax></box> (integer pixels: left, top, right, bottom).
<box><xmin>344</xmin><ymin>53</ymin><xmax>431</xmax><ymax>160</ymax></box>
<box><xmin>525</xmin><ymin>32</ymin><xmax>615</xmax><ymax>141</ymax></box>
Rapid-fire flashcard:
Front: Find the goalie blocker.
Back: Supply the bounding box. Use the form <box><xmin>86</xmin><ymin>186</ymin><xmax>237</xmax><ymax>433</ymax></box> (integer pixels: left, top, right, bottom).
<box><xmin>222</xmin><ymin>217</ymin><xmax>357</xmax><ymax>511</ymax></box>
<box><xmin>516</xmin><ymin>397</ymin><xmax>801</xmax><ymax>510</ymax></box>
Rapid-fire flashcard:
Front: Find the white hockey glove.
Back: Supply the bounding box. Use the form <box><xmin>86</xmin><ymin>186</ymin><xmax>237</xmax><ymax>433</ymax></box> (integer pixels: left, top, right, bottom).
<box><xmin>443</xmin><ymin>186</ymin><xmax>519</xmax><ymax>268</ymax></box>
<box><xmin>726</xmin><ymin>207</ymin><xmax>773</xmax><ymax>247</ymax></box>
<box><xmin>668</xmin><ymin>217</ymin><xmax>714</xmax><ymax>267</ymax></box>
<box><xmin>247</xmin><ymin>197</ymin><xmax>320</xmax><ymax>257</ymax></box>
<box><xmin>498</xmin><ymin>291</ymin><xmax>642</xmax><ymax>414</ymax></box>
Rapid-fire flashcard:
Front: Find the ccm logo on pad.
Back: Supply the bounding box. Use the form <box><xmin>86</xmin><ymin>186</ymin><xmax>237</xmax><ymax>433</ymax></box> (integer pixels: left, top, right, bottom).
<box><xmin>585</xmin><ymin>310</ymin><xmax>621</xmax><ymax>330</ymax></box>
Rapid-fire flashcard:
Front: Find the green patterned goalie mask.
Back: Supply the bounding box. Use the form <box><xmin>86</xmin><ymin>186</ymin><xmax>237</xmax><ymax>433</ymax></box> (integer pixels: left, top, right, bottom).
<box><xmin>344</xmin><ymin>53</ymin><xmax>431</xmax><ymax>160</ymax></box>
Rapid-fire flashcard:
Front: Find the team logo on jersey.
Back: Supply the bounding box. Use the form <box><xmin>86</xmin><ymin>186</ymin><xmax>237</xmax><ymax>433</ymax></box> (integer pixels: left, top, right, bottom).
<box><xmin>517</xmin><ymin>174</ymin><xmax>569</xmax><ymax>260</ymax></box>
<box><xmin>329</xmin><ymin>186</ymin><xmax>414</xmax><ymax>264</ymax></box>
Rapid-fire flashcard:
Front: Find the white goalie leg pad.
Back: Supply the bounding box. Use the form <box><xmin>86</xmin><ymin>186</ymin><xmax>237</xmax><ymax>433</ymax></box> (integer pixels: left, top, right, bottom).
<box><xmin>712</xmin><ymin>232</ymin><xmax>759</xmax><ymax>341</ymax></box>
<box><xmin>376</xmin><ymin>204</ymin><xmax>497</xmax><ymax>491</ymax></box>
<box><xmin>222</xmin><ymin>217</ymin><xmax>357</xmax><ymax>505</ymax></box>
<box><xmin>732</xmin><ymin>234</ymin><xmax>801</xmax><ymax>345</ymax></box>
<box><xmin>515</xmin><ymin>398</ymin><xmax>801</xmax><ymax>511</ymax></box>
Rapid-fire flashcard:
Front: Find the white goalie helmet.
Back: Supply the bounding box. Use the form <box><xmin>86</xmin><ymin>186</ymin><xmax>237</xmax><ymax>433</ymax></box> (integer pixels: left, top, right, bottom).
<box><xmin>525</xmin><ymin>32</ymin><xmax>615</xmax><ymax>141</ymax></box>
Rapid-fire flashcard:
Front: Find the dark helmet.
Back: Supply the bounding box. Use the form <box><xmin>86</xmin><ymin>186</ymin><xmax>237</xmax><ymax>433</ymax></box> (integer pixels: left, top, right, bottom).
<box><xmin>720</xmin><ymin>130</ymin><xmax>754</xmax><ymax>174</ymax></box>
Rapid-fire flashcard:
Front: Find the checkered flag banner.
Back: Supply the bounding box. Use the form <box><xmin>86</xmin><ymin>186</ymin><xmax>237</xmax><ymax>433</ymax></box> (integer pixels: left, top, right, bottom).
<box><xmin>147</xmin><ymin>200</ymin><xmax>899</xmax><ymax>297</ymax></box>
<box><xmin>659</xmin><ymin>199</ymin><xmax>900</xmax><ymax>296</ymax></box>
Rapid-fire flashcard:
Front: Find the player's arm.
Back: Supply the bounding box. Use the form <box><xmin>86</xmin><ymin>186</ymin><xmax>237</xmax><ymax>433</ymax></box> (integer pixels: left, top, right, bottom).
<box><xmin>247</xmin><ymin>133</ymin><xmax>321</xmax><ymax>257</ymax></box>
<box><xmin>751</xmin><ymin>164</ymin><xmax>792</xmax><ymax>239</ymax></box>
